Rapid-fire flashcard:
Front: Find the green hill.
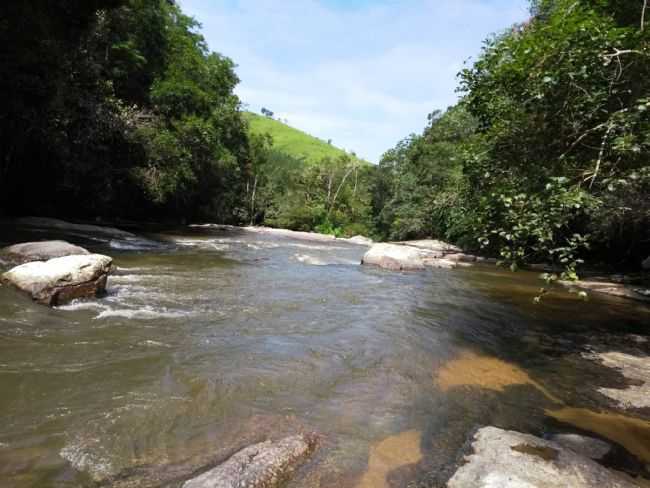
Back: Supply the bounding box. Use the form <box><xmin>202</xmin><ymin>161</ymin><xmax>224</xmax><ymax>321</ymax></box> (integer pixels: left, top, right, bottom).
<box><xmin>244</xmin><ymin>112</ymin><xmax>365</xmax><ymax>164</ymax></box>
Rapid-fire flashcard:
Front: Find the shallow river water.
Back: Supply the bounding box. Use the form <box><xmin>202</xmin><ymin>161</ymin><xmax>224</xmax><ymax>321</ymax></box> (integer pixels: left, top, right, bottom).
<box><xmin>0</xmin><ymin>224</ymin><xmax>649</xmax><ymax>487</ymax></box>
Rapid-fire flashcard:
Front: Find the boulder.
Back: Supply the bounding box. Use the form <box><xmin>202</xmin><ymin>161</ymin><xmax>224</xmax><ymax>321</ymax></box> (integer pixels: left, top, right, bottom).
<box><xmin>361</xmin><ymin>241</ymin><xmax>475</xmax><ymax>271</ymax></box>
<box><xmin>1</xmin><ymin>254</ymin><xmax>112</xmax><ymax>306</ymax></box>
<box><xmin>447</xmin><ymin>427</ymin><xmax>637</xmax><ymax>488</ymax></box>
<box><xmin>182</xmin><ymin>434</ymin><xmax>317</xmax><ymax>488</ymax></box>
<box><xmin>643</xmin><ymin>256</ymin><xmax>650</xmax><ymax>270</ymax></box>
<box><xmin>1</xmin><ymin>240</ymin><xmax>89</xmax><ymax>264</ymax></box>
<box><xmin>361</xmin><ymin>243</ymin><xmax>427</xmax><ymax>271</ymax></box>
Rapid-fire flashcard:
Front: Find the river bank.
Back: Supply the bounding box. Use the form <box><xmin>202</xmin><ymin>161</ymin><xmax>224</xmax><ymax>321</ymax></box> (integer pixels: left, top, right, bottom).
<box><xmin>0</xmin><ymin>218</ymin><xmax>649</xmax><ymax>487</ymax></box>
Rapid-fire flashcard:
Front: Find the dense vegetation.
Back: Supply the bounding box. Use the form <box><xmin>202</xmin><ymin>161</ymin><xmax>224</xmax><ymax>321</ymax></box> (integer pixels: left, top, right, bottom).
<box><xmin>0</xmin><ymin>0</ymin><xmax>372</xmax><ymax>236</ymax></box>
<box><xmin>244</xmin><ymin>113</ymin><xmax>372</xmax><ymax>235</ymax></box>
<box><xmin>373</xmin><ymin>0</ymin><xmax>650</xmax><ymax>272</ymax></box>
<box><xmin>1</xmin><ymin>0</ymin><xmax>648</xmax><ymax>270</ymax></box>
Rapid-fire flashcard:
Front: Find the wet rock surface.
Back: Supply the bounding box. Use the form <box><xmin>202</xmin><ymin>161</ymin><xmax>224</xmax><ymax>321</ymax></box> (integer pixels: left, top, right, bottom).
<box><xmin>447</xmin><ymin>426</ymin><xmax>638</xmax><ymax>488</ymax></box>
<box><xmin>1</xmin><ymin>254</ymin><xmax>112</xmax><ymax>306</ymax></box>
<box><xmin>588</xmin><ymin>352</ymin><xmax>650</xmax><ymax>409</ymax></box>
<box><xmin>182</xmin><ymin>434</ymin><xmax>317</xmax><ymax>488</ymax></box>
<box><xmin>1</xmin><ymin>240</ymin><xmax>89</xmax><ymax>263</ymax></box>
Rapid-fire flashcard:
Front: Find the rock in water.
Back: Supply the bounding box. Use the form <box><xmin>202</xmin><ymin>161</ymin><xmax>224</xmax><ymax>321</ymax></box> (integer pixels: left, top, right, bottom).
<box><xmin>361</xmin><ymin>242</ymin><xmax>472</xmax><ymax>271</ymax></box>
<box><xmin>2</xmin><ymin>240</ymin><xmax>89</xmax><ymax>264</ymax></box>
<box><xmin>549</xmin><ymin>433</ymin><xmax>611</xmax><ymax>460</ymax></box>
<box><xmin>1</xmin><ymin>254</ymin><xmax>112</xmax><ymax>306</ymax></box>
<box><xmin>361</xmin><ymin>243</ymin><xmax>427</xmax><ymax>271</ymax></box>
<box><xmin>448</xmin><ymin>427</ymin><xmax>637</xmax><ymax>488</ymax></box>
<box><xmin>182</xmin><ymin>434</ymin><xmax>317</xmax><ymax>488</ymax></box>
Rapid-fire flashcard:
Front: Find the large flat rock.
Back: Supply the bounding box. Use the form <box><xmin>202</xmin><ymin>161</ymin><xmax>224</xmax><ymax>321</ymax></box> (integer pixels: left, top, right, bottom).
<box><xmin>182</xmin><ymin>434</ymin><xmax>317</xmax><ymax>488</ymax></box>
<box><xmin>13</xmin><ymin>217</ymin><xmax>164</xmax><ymax>251</ymax></box>
<box><xmin>361</xmin><ymin>241</ymin><xmax>475</xmax><ymax>271</ymax></box>
<box><xmin>1</xmin><ymin>254</ymin><xmax>113</xmax><ymax>306</ymax></box>
<box><xmin>2</xmin><ymin>240</ymin><xmax>89</xmax><ymax>263</ymax></box>
<box><xmin>448</xmin><ymin>427</ymin><xmax>638</xmax><ymax>488</ymax></box>
<box><xmin>16</xmin><ymin>217</ymin><xmax>135</xmax><ymax>238</ymax></box>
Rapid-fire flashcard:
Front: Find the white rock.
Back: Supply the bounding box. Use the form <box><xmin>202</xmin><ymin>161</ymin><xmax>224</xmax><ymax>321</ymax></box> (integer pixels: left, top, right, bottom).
<box><xmin>362</xmin><ymin>243</ymin><xmax>427</xmax><ymax>271</ymax></box>
<box><xmin>1</xmin><ymin>254</ymin><xmax>113</xmax><ymax>306</ymax></box>
<box><xmin>182</xmin><ymin>435</ymin><xmax>316</xmax><ymax>488</ymax></box>
<box><xmin>361</xmin><ymin>241</ymin><xmax>472</xmax><ymax>271</ymax></box>
<box><xmin>448</xmin><ymin>427</ymin><xmax>637</xmax><ymax>488</ymax></box>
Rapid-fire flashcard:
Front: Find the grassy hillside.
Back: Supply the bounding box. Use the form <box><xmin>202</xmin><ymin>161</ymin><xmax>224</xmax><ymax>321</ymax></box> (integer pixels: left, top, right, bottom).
<box><xmin>244</xmin><ymin>112</ymin><xmax>365</xmax><ymax>164</ymax></box>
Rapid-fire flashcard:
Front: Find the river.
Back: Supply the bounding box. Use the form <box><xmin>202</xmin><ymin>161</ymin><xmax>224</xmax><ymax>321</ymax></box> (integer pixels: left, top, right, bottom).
<box><xmin>0</xmin><ymin>223</ymin><xmax>649</xmax><ymax>487</ymax></box>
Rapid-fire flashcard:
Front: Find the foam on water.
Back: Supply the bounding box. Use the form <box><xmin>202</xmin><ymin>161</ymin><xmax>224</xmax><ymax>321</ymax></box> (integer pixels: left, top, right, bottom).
<box><xmin>56</xmin><ymin>301</ymin><xmax>110</xmax><ymax>312</ymax></box>
<box><xmin>95</xmin><ymin>306</ymin><xmax>188</xmax><ymax>320</ymax></box>
<box><xmin>109</xmin><ymin>238</ymin><xmax>166</xmax><ymax>251</ymax></box>
<box><xmin>60</xmin><ymin>437</ymin><xmax>114</xmax><ymax>481</ymax></box>
<box><xmin>292</xmin><ymin>254</ymin><xmax>359</xmax><ymax>266</ymax></box>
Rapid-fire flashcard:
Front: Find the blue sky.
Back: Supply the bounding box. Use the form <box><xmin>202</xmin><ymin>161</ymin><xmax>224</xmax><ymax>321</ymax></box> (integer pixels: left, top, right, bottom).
<box><xmin>178</xmin><ymin>0</ymin><xmax>529</xmax><ymax>162</ymax></box>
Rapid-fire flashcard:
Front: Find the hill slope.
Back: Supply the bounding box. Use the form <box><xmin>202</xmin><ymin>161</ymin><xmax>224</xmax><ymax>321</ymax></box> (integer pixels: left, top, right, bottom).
<box><xmin>244</xmin><ymin>112</ymin><xmax>365</xmax><ymax>164</ymax></box>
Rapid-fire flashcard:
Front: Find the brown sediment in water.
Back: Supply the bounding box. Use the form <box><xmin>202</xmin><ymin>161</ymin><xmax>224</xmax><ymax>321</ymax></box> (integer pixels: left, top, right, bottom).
<box><xmin>546</xmin><ymin>407</ymin><xmax>650</xmax><ymax>463</ymax></box>
<box><xmin>434</xmin><ymin>351</ymin><xmax>561</xmax><ymax>403</ymax></box>
<box><xmin>355</xmin><ymin>430</ymin><xmax>422</xmax><ymax>488</ymax></box>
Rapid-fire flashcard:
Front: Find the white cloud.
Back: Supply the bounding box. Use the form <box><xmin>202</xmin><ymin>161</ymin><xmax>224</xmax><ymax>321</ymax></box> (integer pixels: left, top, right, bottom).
<box><xmin>179</xmin><ymin>0</ymin><xmax>529</xmax><ymax>162</ymax></box>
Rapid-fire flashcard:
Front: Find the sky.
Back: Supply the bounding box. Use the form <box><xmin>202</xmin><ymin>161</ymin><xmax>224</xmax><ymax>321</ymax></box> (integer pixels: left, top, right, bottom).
<box><xmin>177</xmin><ymin>0</ymin><xmax>530</xmax><ymax>163</ymax></box>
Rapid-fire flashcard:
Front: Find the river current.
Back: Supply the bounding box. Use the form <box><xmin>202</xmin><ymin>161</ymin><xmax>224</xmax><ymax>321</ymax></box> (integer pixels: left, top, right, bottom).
<box><xmin>0</xmin><ymin>223</ymin><xmax>649</xmax><ymax>487</ymax></box>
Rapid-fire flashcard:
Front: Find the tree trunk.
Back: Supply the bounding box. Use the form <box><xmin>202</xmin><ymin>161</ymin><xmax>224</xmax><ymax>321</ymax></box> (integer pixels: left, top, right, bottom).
<box><xmin>249</xmin><ymin>175</ymin><xmax>258</xmax><ymax>225</ymax></box>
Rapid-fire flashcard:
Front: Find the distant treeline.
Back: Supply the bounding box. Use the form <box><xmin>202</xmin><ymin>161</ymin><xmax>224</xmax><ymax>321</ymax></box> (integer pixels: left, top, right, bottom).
<box><xmin>1</xmin><ymin>0</ymin><xmax>648</xmax><ymax>271</ymax></box>
<box><xmin>0</xmin><ymin>0</ymin><xmax>371</xmax><ymax>235</ymax></box>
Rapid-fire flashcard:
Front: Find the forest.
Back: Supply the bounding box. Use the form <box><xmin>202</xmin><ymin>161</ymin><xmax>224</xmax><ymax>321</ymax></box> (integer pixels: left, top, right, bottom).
<box><xmin>1</xmin><ymin>0</ymin><xmax>649</xmax><ymax>272</ymax></box>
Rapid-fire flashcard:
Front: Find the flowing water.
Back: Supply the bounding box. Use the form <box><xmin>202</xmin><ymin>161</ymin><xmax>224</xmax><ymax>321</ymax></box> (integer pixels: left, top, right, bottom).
<box><xmin>0</xmin><ymin>223</ymin><xmax>649</xmax><ymax>487</ymax></box>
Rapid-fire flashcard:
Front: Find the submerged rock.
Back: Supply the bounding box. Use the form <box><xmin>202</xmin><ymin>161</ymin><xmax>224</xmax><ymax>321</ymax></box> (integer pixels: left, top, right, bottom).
<box><xmin>558</xmin><ymin>278</ymin><xmax>650</xmax><ymax>303</ymax></box>
<box><xmin>1</xmin><ymin>254</ymin><xmax>112</xmax><ymax>306</ymax></box>
<box><xmin>590</xmin><ymin>352</ymin><xmax>650</xmax><ymax>409</ymax></box>
<box><xmin>361</xmin><ymin>241</ymin><xmax>476</xmax><ymax>271</ymax></box>
<box><xmin>1</xmin><ymin>240</ymin><xmax>89</xmax><ymax>264</ymax></box>
<box><xmin>642</xmin><ymin>256</ymin><xmax>650</xmax><ymax>270</ymax></box>
<box><xmin>448</xmin><ymin>426</ymin><xmax>638</xmax><ymax>488</ymax></box>
<box><xmin>550</xmin><ymin>433</ymin><xmax>611</xmax><ymax>460</ymax></box>
<box><xmin>182</xmin><ymin>434</ymin><xmax>317</xmax><ymax>488</ymax></box>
